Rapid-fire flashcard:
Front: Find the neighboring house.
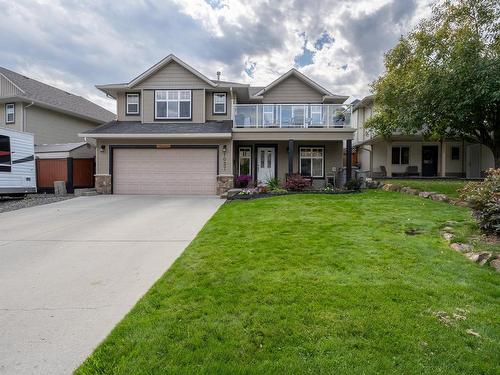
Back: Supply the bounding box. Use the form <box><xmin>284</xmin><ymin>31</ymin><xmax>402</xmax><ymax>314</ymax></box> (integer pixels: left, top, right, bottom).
<box><xmin>352</xmin><ymin>95</ymin><xmax>495</xmax><ymax>178</ymax></box>
<box><xmin>82</xmin><ymin>54</ymin><xmax>354</xmax><ymax>195</ymax></box>
<box><xmin>0</xmin><ymin>67</ymin><xmax>115</xmax><ymax>145</ymax></box>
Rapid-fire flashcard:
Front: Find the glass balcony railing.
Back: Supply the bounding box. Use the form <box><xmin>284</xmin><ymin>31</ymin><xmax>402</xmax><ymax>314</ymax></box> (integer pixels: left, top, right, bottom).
<box><xmin>233</xmin><ymin>104</ymin><xmax>352</xmax><ymax>128</ymax></box>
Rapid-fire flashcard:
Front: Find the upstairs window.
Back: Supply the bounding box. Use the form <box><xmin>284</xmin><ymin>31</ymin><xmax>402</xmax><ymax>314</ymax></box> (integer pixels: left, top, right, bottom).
<box><xmin>5</xmin><ymin>103</ymin><xmax>15</xmax><ymax>124</ymax></box>
<box><xmin>0</xmin><ymin>135</ymin><xmax>11</xmax><ymax>172</ymax></box>
<box><xmin>213</xmin><ymin>93</ymin><xmax>227</xmax><ymax>114</ymax></box>
<box><xmin>155</xmin><ymin>90</ymin><xmax>191</xmax><ymax>119</ymax></box>
<box><xmin>126</xmin><ymin>93</ymin><xmax>140</xmax><ymax>115</ymax></box>
<box><xmin>392</xmin><ymin>146</ymin><xmax>409</xmax><ymax>165</ymax></box>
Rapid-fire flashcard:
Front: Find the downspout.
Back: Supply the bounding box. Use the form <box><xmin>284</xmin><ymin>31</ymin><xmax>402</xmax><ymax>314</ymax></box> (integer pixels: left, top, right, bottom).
<box><xmin>23</xmin><ymin>101</ymin><xmax>35</xmax><ymax>133</ymax></box>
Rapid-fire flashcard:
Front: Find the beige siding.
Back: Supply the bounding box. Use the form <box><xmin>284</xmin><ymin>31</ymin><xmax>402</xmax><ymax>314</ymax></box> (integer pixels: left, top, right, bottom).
<box><xmin>0</xmin><ymin>75</ymin><xmax>22</xmax><ymax>96</ymax></box>
<box><xmin>116</xmin><ymin>92</ymin><xmax>141</xmax><ymax>122</ymax></box>
<box><xmin>142</xmin><ymin>89</ymin><xmax>205</xmax><ymax>123</ymax></box>
<box><xmin>0</xmin><ymin>102</ymin><xmax>24</xmax><ymax>131</ymax></box>
<box><xmin>205</xmin><ymin>90</ymin><xmax>232</xmax><ymax>121</ymax></box>
<box><xmin>262</xmin><ymin>76</ymin><xmax>323</xmax><ymax>103</ymax></box>
<box><xmin>134</xmin><ymin>61</ymin><xmax>212</xmax><ymax>89</ymax></box>
<box><xmin>25</xmin><ymin>105</ymin><xmax>97</xmax><ymax>144</ymax></box>
<box><xmin>96</xmin><ymin>138</ymin><xmax>232</xmax><ymax>176</ymax></box>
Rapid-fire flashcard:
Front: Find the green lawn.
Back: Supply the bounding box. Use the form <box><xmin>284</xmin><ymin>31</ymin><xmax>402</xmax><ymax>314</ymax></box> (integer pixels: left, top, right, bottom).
<box><xmin>77</xmin><ymin>191</ymin><xmax>499</xmax><ymax>374</ymax></box>
<box><xmin>380</xmin><ymin>179</ymin><xmax>468</xmax><ymax>198</ymax></box>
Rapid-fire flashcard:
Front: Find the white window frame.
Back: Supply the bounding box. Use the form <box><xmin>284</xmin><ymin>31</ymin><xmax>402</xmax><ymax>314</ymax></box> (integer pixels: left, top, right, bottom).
<box><xmin>126</xmin><ymin>93</ymin><xmax>140</xmax><ymax>115</ymax></box>
<box><xmin>213</xmin><ymin>92</ymin><xmax>227</xmax><ymax>114</ymax></box>
<box><xmin>5</xmin><ymin>103</ymin><xmax>15</xmax><ymax>124</ymax></box>
<box><xmin>155</xmin><ymin>90</ymin><xmax>192</xmax><ymax>120</ymax></box>
<box><xmin>238</xmin><ymin>147</ymin><xmax>252</xmax><ymax>175</ymax></box>
<box><xmin>299</xmin><ymin>147</ymin><xmax>324</xmax><ymax>178</ymax></box>
<box><xmin>263</xmin><ymin>105</ymin><xmax>274</xmax><ymax>125</ymax></box>
<box><xmin>392</xmin><ymin>146</ymin><xmax>410</xmax><ymax>165</ymax></box>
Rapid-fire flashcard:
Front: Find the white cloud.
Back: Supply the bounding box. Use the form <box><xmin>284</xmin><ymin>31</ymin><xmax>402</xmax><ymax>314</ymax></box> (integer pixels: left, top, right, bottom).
<box><xmin>0</xmin><ymin>0</ymin><xmax>433</xmax><ymax>111</ymax></box>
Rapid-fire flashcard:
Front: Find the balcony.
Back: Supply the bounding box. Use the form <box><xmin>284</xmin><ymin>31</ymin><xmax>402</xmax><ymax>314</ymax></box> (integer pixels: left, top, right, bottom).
<box><xmin>233</xmin><ymin>104</ymin><xmax>352</xmax><ymax>129</ymax></box>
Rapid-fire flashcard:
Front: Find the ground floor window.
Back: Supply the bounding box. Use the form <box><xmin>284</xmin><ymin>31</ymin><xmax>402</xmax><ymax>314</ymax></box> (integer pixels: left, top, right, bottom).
<box><xmin>392</xmin><ymin>146</ymin><xmax>409</xmax><ymax>165</ymax></box>
<box><xmin>239</xmin><ymin>147</ymin><xmax>252</xmax><ymax>175</ymax></box>
<box><xmin>0</xmin><ymin>135</ymin><xmax>12</xmax><ymax>172</ymax></box>
<box><xmin>451</xmin><ymin>146</ymin><xmax>460</xmax><ymax>160</ymax></box>
<box><xmin>300</xmin><ymin>147</ymin><xmax>324</xmax><ymax>178</ymax></box>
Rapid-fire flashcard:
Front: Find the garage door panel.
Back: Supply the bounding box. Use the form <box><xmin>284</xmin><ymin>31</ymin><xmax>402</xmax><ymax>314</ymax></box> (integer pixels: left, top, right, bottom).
<box><xmin>113</xmin><ymin>148</ymin><xmax>217</xmax><ymax>195</ymax></box>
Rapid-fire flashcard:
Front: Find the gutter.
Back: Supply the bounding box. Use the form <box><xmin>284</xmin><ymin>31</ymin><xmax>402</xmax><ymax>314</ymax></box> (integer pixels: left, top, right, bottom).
<box><xmin>23</xmin><ymin>101</ymin><xmax>35</xmax><ymax>132</ymax></box>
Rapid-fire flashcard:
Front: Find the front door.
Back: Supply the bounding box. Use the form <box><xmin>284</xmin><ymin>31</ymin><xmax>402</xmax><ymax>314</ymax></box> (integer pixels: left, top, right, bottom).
<box><xmin>422</xmin><ymin>146</ymin><xmax>438</xmax><ymax>176</ymax></box>
<box><xmin>256</xmin><ymin>147</ymin><xmax>275</xmax><ymax>183</ymax></box>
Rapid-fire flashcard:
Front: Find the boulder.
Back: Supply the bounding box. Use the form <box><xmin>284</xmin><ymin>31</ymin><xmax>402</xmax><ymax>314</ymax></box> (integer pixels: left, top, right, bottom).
<box><xmin>490</xmin><ymin>259</ymin><xmax>500</xmax><ymax>272</ymax></box>
<box><xmin>442</xmin><ymin>232</ymin><xmax>454</xmax><ymax>242</ymax></box>
<box><xmin>431</xmin><ymin>194</ymin><xmax>449</xmax><ymax>202</ymax></box>
<box><xmin>406</xmin><ymin>188</ymin><xmax>420</xmax><ymax>195</ymax></box>
<box><xmin>464</xmin><ymin>252</ymin><xmax>480</xmax><ymax>262</ymax></box>
<box><xmin>451</xmin><ymin>243</ymin><xmax>473</xmax><ymax>253</ymax></box>
<box><xmin>382</xmin><ymin>183</ymin><xmax>401</xmax><ymax>192</ymax></box>
<box><xmin>477</xmin><ymin>252</ymin><xmax>493</xmax><ymax>266</ymax></box>
<box><xmin>419</xmin><ymin>191</ymin><xmax>437</xmax><ymax>198</ymax></box>
<box><xmin>227</xmin><ymin>188</ymin><xmax>243</xmax><ymax>199</ymax></box>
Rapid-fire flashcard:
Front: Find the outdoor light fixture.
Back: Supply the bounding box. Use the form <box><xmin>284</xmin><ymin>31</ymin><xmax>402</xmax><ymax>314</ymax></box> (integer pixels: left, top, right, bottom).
<box><xmin>100</xmin><ymin>145</ymin><xmax>105</xmax><ymax>152</ymax></box>
<box><xmin>222</xmin><ymin>145</ymin><xmax>227</xmax><ymax>152</ymax></box>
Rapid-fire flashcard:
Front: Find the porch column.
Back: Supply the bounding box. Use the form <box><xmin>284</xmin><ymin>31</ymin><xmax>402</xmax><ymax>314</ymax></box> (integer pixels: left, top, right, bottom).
<box><xmin>288</xmin><ymin>139</ymin><xmax>294</xmax><ymax>176</ymax></box>
<box><xmin>386</xmin><ymin>141</ymin><xmax>392</xmax><ymax>177</ymax></box>
<box><xmin>346</xmin><ymin>139</ymin><xmax>352</xmax><ymax>182</ymax></box>
<box><xmin>440</xmin><ymin>141</ymin><xmax>447</xmax><ymax>177</ymax></box>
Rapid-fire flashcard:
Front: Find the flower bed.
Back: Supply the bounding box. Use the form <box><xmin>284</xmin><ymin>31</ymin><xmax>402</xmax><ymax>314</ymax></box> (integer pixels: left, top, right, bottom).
<box><xmin>228</xmin><ymin>189</ymin><xmax>360</xmax><ymax>201</ymax></box>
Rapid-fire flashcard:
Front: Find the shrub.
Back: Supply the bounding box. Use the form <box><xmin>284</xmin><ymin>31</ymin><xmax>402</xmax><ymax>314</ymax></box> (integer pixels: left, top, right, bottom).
<box><xmin>345</xmin><ymin>178</ymin><xmax>363</xmax><ymax>191</ymax></box>
<box><xmin>266</xmin><ymin>177</ymin><xmax>281</xmax><ymax>191</ymax></box>
<box><xmin>459</xmin><ymin>168</ymin><xmax>500</xmax><ymax>235</ymax></box>
<box><xmin>235</xmin><ymin>175</ymin><xmax>252</xmax><ymax>188</ymax></box>
<box><xmin>283</xmin><ymin>174</ymin><xmax>311</xmax><ymax>192</ymax></box>
<box><xmin>270</xmin><ymin>188</ymin><xmax>288</xmax><ymax>194</ymax></box>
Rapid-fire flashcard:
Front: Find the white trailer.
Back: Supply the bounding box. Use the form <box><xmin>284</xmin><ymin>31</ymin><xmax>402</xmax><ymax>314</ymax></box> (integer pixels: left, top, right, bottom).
<box><xmin>0</xmin><ymin>127</ymin><xmax>36</xmax><ymax>196</ymax></box>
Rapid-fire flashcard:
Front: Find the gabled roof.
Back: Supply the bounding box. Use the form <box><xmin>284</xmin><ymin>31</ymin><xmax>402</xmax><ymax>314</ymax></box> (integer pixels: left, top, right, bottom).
<box><xmin>252</xmin><ymin>68</ymin><xmax>346</xmax><ymax>100</ymax></box>
<box><xmin>129</xmin><ymin>54</ymin><xmax>217</xmax><ymax>88</ymax></box>
<box><xmin>0</xmin><ymin>67</ymin><xmax>115</xmax><ymax>123</ymax></box>
<box><xmin>352</xmin><ymin>95</ymin><xmax>374</xmax><ymax>111</ymax></box>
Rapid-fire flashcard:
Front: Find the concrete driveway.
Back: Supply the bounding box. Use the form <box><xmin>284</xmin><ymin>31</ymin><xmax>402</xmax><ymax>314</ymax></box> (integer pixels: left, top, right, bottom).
<box><xmin>0</xmin><ymin>195</ymin><xmax>224</xmax><ymax>374</ymax></box>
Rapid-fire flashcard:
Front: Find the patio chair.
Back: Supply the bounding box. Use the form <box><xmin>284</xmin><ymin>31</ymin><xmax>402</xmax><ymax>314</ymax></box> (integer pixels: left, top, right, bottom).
<box><xmin>372</xmin><ymin>165</ymin><xmax>387</xmax><ymax>178</ymax></box>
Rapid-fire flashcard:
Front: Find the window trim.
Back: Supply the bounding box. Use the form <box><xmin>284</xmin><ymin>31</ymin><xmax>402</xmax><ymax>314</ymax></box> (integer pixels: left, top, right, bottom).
<box><xmin>238</xmin><ymin>146</ymin><xmax>252</xmax><ymax>176</ymax></box>
<box><xmin>154</xmin><ymin>89</ymin><xmax>192</xmax><ymax>120</ymax></box>
<box><xmin>392</xmin><ymin>146</ymin><xmax>410</xmax><ymax>165</ymax></box>
<box><xmin>299</xmin><ymin>146</ymin><xmax>325</xmax><ymax>178</ymax></box>
<box><xmin>125</xmin><ymin>93</ymin><xmax>140</xmax><ymax>115</ymax></box>
<box><xmin>212</xmin><ymin>92</ymin><xmax>227</xmax><ymax>115</ymax></box>
<box><xmin>0</xmin><ymin>134</ymin><xmax>12</xmax><ymax>173</ymax></box>
<box><xmin>5</xmin><ymin>103</ymin><xmax>15</xmax><ymax>124</ymax></box>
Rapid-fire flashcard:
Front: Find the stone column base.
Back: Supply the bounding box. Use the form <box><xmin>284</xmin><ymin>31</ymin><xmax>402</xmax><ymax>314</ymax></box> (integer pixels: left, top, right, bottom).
<box><xmin>217</xmin><ymin>175</ymin><xmax>234</xmax><ymax>195</ymax></box>
<box><xmin>95</xmin><ymin>174</ymin><xmax>112</xmax><ymax>194</ymax></box>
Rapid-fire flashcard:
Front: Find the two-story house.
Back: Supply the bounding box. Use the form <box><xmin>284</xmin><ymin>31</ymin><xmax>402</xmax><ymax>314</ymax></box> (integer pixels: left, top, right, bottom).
<box><xmin>0</xmin><ymin>67</ymin><xmax>115</xmax><ymax>144</ymax></box>
<box><xmin>352</xmin><ymin>95</ymin><xmax>495</xmax><ymax>179</ymax></box>
<box><xmin>82</xmin><ymin>54</ymin><xmax>354</xmax><ymax>195</ymax></box>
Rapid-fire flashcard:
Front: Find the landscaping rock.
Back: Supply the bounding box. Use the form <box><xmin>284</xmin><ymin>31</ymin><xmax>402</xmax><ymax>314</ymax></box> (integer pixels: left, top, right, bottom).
<box><xmin>442</xmin><ymin>232</ymin><xmax>454</xmax><ymax>242</ymax></box>
<box><xmin>227</xmin><ymin>188</ymin><xmax>243</xmax><ymax>199</ymax></box>
<box><xmin>464</xmin><ymin>252</ymin><xmax>480</xmax><ymax>262</ymax></box>
<box><xmin>451</xmin><ymin>243</ymin><xmax>473</xmax><ymax>253</ymax></box>
<box><xmin>382</xmin><ymin>183</ymin><xmax>401</xmax><ymax>192</ymax></box>
<box><xmin>490</xmin><ymin>259</ymin><xmax>500</xmax><ymax>272</ymax></box>
<box><xmin>419</xmin><ymin>191</ymin><xmax>437</xmax><ymax>198</ymax></box>
<box><xmin>54</xmin><ymin>181</ymin><xmax>67</xmax><ymax>196</ymax></box>
<box><xmin>430</xmin><ymin>194</ymin><xmax>449</xmax><ymax>202</ymax></box>
<box><xmin>406</xmin><ymin>188</ymin><xmax>421</xmax><ymax>195</ymax></box>
<box><xmin>477</xmin><ymin>252</ymin><xmax>493</xmax><ymax>266</ymax></box>
<box><xmin>466</xmin><ymin>329</ymin><xmax>481</xmax><ymax>338</ymax></box>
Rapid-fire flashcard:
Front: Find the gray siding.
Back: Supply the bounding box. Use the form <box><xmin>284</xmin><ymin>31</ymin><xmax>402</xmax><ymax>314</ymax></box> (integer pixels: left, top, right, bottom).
<box><xmin>134</xmin><ymin>61</ymin><xmax>212</xmax><ymax>89</ymax></box>
<box><xmin>142</xmin><ymin>89</ymin><xmax>205</xmax><ymax>123</ymax></box>
<box><xmin>262</xmin><ymin>76</ymin><xmax>324</xmax><ymax>103</ymax></box>
<box><xmin>25</xmin><ymin>105</ymin><xmax>97</xmax><ymax>144</ymax></box>
<box><xmin>206</xmin><ymin>90</ymin><xmax>232</xmax><ymax>121</ymax></box>
<box><xmin>0</xmin><ymin>102</ymin><xmax>23</xmax><ymax>131</ymax></box>
<box><xmin>116</xmin><ymin>92</ymin><xmax>141</xmax><ymax>122</ymax></box>
<box><xmin>0</xmin><ymin>74</ymin><xmax>22</xmax><ymax>96</ymax></box>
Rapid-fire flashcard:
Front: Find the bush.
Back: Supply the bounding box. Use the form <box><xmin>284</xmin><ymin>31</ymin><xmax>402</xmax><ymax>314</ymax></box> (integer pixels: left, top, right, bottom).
<box><xmin>345</xmin><ymin>178</ymin><xmax>363</xmax><ymax>191</ymax></box>
<box><xmin>235</xmin><ymin>175</ymin><xmax>252</xmax><ymax>188</ymax></box>
<box><xmin>283</xmin><ymin>174</ymin><xmax>311</xmax><ymax>192</ymax></box>
<box><xmin>266</xmin><ymin>177</ymin><xmax>281</xmax><ymax>191</ymax></box>
<box><xmin>459</xmin><ymin>168</ymin><xmax>500</xmax><ymax>235</ymax></box>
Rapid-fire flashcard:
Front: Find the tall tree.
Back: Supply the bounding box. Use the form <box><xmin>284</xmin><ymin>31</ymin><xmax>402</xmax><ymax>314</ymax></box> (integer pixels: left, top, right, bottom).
<box><xmin>367</xmin><ymin>0</ymin><xmax>500</xmax><ymax>167</ymax></box>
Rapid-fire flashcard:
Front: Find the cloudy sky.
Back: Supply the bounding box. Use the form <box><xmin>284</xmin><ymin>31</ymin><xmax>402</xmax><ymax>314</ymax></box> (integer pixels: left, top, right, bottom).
<box><xmin>0</xmin><ymin>0</ymin><xmax>432</xmax><ymax>113</ymax></box>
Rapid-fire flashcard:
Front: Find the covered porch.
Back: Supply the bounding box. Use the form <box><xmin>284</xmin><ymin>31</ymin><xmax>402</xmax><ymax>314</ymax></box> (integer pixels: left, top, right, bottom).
<box><xmin>233</xmin><ymin>139</ymin><xmax>352</xmax><ymax>188</ymax></box>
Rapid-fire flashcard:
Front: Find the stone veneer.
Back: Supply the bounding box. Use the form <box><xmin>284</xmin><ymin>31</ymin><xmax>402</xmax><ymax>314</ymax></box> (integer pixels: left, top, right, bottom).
<box><xmin>95</xmin><ymin>174</ymin><xmax>112</xmax><ymax>194</ymax></box>
<box><xmin>217</xmin><ymin>175</ymin><xmax>234</xmax><ymax>196</ymax></box>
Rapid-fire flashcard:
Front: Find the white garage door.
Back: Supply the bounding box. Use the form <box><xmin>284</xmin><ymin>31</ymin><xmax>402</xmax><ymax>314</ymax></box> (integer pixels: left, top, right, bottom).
<box><xmin>113</xmin><ymin>148</ymin><xmax>218</xmax><ymax>195</ymax></box>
